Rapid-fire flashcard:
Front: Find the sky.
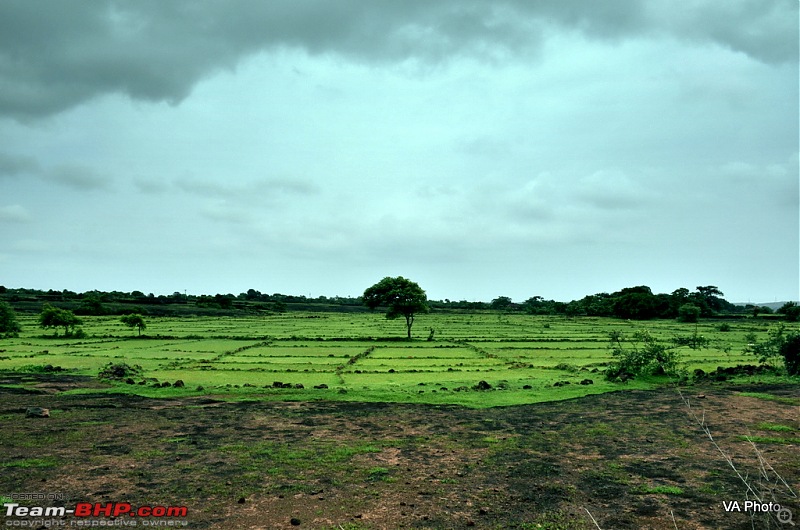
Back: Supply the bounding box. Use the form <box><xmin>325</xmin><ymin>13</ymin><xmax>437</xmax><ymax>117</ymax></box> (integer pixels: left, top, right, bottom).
<box><xmin>0</xmin><ymin>1</ymin><xmax>798</xmax><ymax>304</ymax></box>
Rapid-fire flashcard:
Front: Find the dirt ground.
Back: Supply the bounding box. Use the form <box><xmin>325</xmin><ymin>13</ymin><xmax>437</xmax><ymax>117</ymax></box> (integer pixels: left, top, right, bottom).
<box><xmin>1</xmin><ymin>373</ymin><xmax>798</xmax><ymax>529</ymax></box>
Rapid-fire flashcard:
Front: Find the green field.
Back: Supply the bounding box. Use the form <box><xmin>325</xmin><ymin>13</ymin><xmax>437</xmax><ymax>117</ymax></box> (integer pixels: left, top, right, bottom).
<box><xmin>0</xmin><ymin>312</ymin><xmax>796</xmax><ymax>407</ymax></box>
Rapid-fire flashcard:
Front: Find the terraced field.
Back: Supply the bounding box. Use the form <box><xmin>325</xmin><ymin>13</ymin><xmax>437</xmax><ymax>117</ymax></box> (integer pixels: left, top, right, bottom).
<box><xmin>0</xmin><ymin>312</ymin><xmax>792</xmax><ymax>407</ymax></box>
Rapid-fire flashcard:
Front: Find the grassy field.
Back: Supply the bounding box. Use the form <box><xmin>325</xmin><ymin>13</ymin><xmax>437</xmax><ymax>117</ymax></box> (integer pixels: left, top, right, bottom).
<box><xmin>1</xmin><ymin>312</ymin><xmax>795</xmax><ymax>407</ymax></box>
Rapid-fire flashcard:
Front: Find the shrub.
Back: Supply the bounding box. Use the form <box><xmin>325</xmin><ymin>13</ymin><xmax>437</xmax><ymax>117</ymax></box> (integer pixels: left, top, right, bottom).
<box><xmin>0</xmin><ymin>300</ymin><xmax>21</xmax><ymax>338</ymax></box>
<box><xmin>98</xmin><ymin>362</ymin><xmax>143</xmax><ymax>380</ymax></box>
<box><xmin>677</xmin><ymin>304</ymin><xmax>701</xmax><ymax>323</ymax></box>
<box><xmin>606</xmin><ymin>330</ymin><xmax>683</xmax><ymax>381</ymax></box>
<box><xmin>781</xmin><ymin>334</ymin><xmax>800</xmax><ymax>376</ymax></box>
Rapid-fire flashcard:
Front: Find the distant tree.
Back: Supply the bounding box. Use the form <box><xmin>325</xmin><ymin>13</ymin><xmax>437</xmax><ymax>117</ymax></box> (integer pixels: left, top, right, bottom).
<box><xmin>612</xmin><ymin>291</ymin><xmax>659</xmax><ymax>320</ymax></box>
<box><xmin>39</xmin><ymin>304</ymin><xmax>82</xmax><ymax>336</ymax></box>
<box><xmin>490</xmin><ymin>296</ymin><xmax>513</xmax><ymax>311</ymax></box>
<box><xmin>753</xmin><ymin>306</ymin><xmax>773</xmax><ymax>317</ymax></box>
<box><xmin>693</xmin><ymin>285</ymin><xmax>726</xmax><ymax>314</ymax></box>
<box><xmin>777</xmin><ymin>302</ymin><xmax>800</xmax><ymax>322</ymax></box>
<box><xmin>120</xmin><ymin>314</ymin><xmax>146</xmax><ymax>336</ymax></box>
<box><xmin>363</xmin><ymin>277</ymin><xmax>428</xmax><ymax>340</ymax></box>
<box><xmin>677</xmin><ymin>304</ymin><xmax>701</xmax><ymax>323</ymax></box>
<box><xmin>0</xmin><ymin>300</ymin><xmax>21</xmax><ymax>338</ymax></box>
<box><xmin>76</xmin><ymin>295</ymin><xmax>106</xmax><ymax>315</ymax></box>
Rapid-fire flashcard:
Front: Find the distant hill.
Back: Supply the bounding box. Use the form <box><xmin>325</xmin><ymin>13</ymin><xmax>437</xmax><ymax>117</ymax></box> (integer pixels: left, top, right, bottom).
<box><xmin>733</xmin><ymin>301</ymin><xmax>798</xmax><ymax>311</ymax></box>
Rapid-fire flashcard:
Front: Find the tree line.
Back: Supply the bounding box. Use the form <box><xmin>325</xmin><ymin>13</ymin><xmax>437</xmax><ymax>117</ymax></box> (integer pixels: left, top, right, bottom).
<box><xmin>0</xmin><ymin>283</ymin><xmax>797</xmax><ymax>323</ymax></box>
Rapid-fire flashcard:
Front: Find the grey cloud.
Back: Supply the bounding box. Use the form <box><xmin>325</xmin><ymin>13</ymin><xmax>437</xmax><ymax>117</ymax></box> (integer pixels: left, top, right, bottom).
<box><xmin>175</xmin><ymin>177</ymin><xmax>318</xmax><ymax>200</ymax></box>
<box><xmin>133</xmin><ymin>178</ymin><xmax>169</xmax><ymax>194</ymax></box>
<box><xmin>45</xmin><ymin>164</ymin><xmax>112</xmax><ymax>190</ymax></box>
<box><xmin>1</xmin><ymin>0</ymin><xmax>793</xmax><ymax>120</ymax></box>
<box><xmin>0</xmin><ymin>204</ymin><xmax>32</xmax><ymax>223</ymax></box>
<box><xmin>0</xmin><ymin>151</ymin><xmax>40</xmax><ymax>177</ymax></box>
<box><xmin>573</xmin><ymin>170</ymin><xmax>653</xmax><ymax>210</ymax></box>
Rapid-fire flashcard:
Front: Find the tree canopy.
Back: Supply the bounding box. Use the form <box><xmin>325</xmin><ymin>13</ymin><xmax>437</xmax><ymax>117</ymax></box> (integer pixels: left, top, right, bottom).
<box><xmin>120</xmin><ymin>313</ymin><xmax>147</xmax><ymax>336</ymax></box>
<box><xmin>0</xmin><ymin>300</ymin><xmax>21</xmax><ymax>338</ymax></box>
<box><xmin>39</xmin><ymin>304</ymin><xmax>82</xmax><ymax>336</ymax></box>
<box><xmin>363</xmin><ymin>277</ymin><xmax>428</xmax><ymax>339</ymax></box>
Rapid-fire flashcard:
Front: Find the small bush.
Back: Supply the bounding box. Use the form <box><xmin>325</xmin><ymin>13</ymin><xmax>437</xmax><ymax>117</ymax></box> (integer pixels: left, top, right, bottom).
<box><xmin>781</xmin><ymin>333</ymin><xmax>800</xmax><ymax>376</ymax></box>
<box><xmin>677</xmin><ymin>304</ymin><xmax>700</xmax><ymax>323</ymax></box>
<box><xmin>606</xmin><ymin>330</ymin><xmax>683</xmax><ymax>381</ymax></box>
<box><xmin>98</xmin><ymin>362</ymin><xmax>143</xmax><ymax>380</ymax></box>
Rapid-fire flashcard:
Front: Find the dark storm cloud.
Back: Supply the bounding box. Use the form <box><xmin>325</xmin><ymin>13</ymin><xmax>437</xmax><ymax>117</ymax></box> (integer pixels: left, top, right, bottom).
<box><xmin>1</xmin><ymin>0</ymin><xmax>794</xmax><ymax>120</ymax></box>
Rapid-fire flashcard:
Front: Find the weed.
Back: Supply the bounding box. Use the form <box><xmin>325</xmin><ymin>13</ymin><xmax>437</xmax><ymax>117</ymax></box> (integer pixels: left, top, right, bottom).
<box><xmin>756</xmin><ymin>423</ymin><xmax>796</xmax><ymax>433</ymax></box>
<box><xmin>0</xmin><ymin>457</ymin><xmax>58</xmax><ymax>468</ymax></box>
<box><xmin>634</xmin><ymin>485</ymin><xmax>684</xmax><ymax>495</ymax></box>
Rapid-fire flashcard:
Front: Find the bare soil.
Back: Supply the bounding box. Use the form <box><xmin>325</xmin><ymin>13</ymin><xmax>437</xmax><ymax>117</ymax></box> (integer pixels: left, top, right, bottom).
<box><xmin>1</xmin><ymin>373</ymin><xmax>798</xmax><ymax>529</ymax></box>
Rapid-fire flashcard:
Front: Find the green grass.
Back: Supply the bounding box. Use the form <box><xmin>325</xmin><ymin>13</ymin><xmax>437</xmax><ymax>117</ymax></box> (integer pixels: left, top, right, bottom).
<box><xmin>634</xmin><ymin>485</ymin><xmax>684</xmax><ymax>495</ymax></box>
<box><xmin>739</xmin><ymin>435</ymin><xmax>800</xmax><ymax>445</ymax></box>
<box><xmin>3</xmin><ymin>313</ymin><xmax>798</xmax><ymax>407</ymax></box>
<box><xmin>0</xmin><ymin>457</ymin><xmax>59</xmax><ymax>468</ymax></box>
<box><xmin>756</xmin><ymin>423</ymin><xmax>797</xmax><ymax>433</ymax></box>
<box><xmin>737</xmin><ymin>392</ymin><xmax>800</xmax><ymax>405</ymax></box>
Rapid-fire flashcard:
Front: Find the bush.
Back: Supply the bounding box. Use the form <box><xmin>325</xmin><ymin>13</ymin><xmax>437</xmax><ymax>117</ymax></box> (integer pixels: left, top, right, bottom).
<box><xmin>744</xmin><ymin>324</ymin><xmax>800</xmax><ymax>375</ymax></box>
<box><xmin>606</xmin><ymin>330</ymin><xmax>683</xmax><ymax>381</ymax></box>
<box><xmin>677</xmin><ymin>304</ymin><xmax>701</xmax><ymax>323</ymax></box>
<box><xmin>98</xmin><ymin>362</ymin><xmax>143</xmax><ymax>380</ymax></box>
<box><xmin>0</xmin><ymin>300</ymin><xmax>21</xmax><ymax>338</ymax></box>
<box><xmin>778</xmin><ymin>302</ymin><xmax>800</xmax><ymax>322</ymax></box>
<box><xmin>780</xmin><ymin>334</ymin><xmax>800</xmax><ymax>376</ymax></box>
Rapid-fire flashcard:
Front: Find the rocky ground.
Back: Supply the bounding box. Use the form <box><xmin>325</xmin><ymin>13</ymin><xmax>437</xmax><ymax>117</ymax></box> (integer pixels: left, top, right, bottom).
<box><xmin>1</xmin><ymin>373</ymin><xmax>798</xmax><ymax>529</ymax></box>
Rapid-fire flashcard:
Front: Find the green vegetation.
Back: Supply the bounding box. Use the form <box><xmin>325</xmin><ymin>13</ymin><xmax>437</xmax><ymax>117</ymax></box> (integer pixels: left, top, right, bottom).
<box><xmin>363</xmin><ymin>276</ymin><xmax>429</xmax><ymax>339</ymax></box>
<box><xmin>120</xmin><ymin>313</ymin><xmax>146</xmax><ymax>335</ymax></box>
<box><xmin>38</xmin><ymin>303</ymin><xmax>83</xmax><ymax>337</ymax></box>
<box><xmin>756</xmin><ymin>423</ymin><xmax>796</xmax><ymax>433</ymax></box>
<box><xmin>737</xmin><ymin>392</ymin><xmax>799</xmax><ymax>405</ymax></box>
<box><xmin>634</xmin><ymin>485</ymin><xmax>684</xmax><ymax>495</ymax></box>
<box><xmin>605</xmin><ymin>330</ymin><xmax>683</xmax><ymax>381</ymax></box>
<box><xmin>0</xmin><ymin>300</ymin><xmax>21</xmax><ymax>338</ymax></box>
<box><xmin>0</xmin><ymin>310</ymin><xmax>797</xmax><ymax>407</ymax></box>
<box><xmin>744</xmin><ymin>323</ymin><xmax>800</xmax><ymax>375</ymax></box>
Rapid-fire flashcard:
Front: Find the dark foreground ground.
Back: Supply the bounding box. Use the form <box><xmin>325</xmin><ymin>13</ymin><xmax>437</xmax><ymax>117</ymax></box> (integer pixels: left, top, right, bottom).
<box><xmin>1</xmin><ymin>374</ymin><xmax>798</xmax><ymax>529</ymax></box>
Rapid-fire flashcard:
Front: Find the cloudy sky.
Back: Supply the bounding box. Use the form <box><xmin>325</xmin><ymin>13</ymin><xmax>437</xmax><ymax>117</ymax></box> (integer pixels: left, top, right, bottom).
<box><xmin>0</xmin><ymin>1</ymin><xmax>797</xmax><ymax>303</ymax></box>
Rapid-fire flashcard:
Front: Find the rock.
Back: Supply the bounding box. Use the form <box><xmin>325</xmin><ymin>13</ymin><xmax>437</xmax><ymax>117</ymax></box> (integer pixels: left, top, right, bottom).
<box><xmin>474</xmin><ymin>380</ymin><xmax>492</xmax><ymax>391</ymax></box>
<box><xmin>579</xmin><ymin>379</ymin><xmax>594</xmax><ymax>385</ymax></box>
<box><xmin>26</xmin><ymin>407</ymin><xmax>49</xmax><ymax>418</ymax></box>
<box><xmin>173</xmin><ymin>380</ymin><xmax>185</xmax><ymax>388</ymax></box>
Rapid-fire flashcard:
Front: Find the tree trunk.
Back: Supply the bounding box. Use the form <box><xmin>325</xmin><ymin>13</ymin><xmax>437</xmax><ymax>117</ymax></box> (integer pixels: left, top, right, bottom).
<box><xmin>405</xmin><ymin>314</ymin><xmax>414</xmax><ymax>340</ymax></box>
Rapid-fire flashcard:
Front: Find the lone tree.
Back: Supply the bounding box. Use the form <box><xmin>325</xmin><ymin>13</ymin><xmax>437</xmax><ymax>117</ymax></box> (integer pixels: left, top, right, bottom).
<box><xmin>0</xmin><ymin>300</ymin><xmax>21</xmax><ymax>338</ymax></box>
<box><xmin>363</xmin><ymin>276</ymin><xmax>428</xmax><ymax>340</ymax></box>
<box><xmin>120</xmin><ymin>313</ymin><xmax>147</xmax><ymax>336</ymax></box>
<box><xmin>39</xmin><ymin>303</ymin><xmax>82</xmax><ymax>336</ymax></box>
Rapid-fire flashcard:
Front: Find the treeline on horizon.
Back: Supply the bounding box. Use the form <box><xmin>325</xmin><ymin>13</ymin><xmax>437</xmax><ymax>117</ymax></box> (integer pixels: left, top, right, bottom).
<box><xmin>1</xmin><ymin>284</ymin><xmax>797</xmax><ymax>322</ymax></box>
